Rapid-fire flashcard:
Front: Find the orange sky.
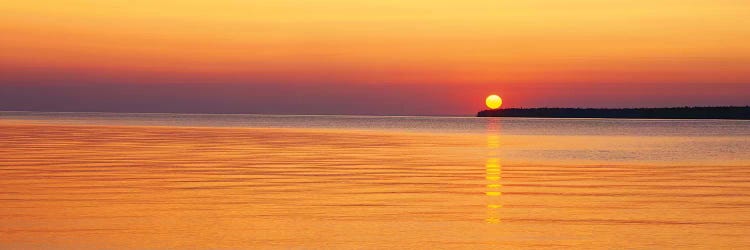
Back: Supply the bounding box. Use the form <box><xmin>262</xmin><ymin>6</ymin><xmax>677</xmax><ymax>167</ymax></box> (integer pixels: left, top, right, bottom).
<box><xmin>1</xmin><ymin>0</ymin><xmax>749</xmax><ymax>114</ymax></box>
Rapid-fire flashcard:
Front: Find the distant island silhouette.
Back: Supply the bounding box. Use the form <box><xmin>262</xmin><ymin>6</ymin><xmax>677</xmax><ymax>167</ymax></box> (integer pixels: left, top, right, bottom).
<box><xmin>477</xmin><ymin>106</ymin><xmax>750</xmax><ymax>119</ymax></box>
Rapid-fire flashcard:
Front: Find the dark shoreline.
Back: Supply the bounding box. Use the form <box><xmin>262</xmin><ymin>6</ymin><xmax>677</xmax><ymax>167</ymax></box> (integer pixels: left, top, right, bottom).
<box><xmin>477</xmin><ymin>106</ymin><xmax>750</xmax><ymax>120</ymax></box>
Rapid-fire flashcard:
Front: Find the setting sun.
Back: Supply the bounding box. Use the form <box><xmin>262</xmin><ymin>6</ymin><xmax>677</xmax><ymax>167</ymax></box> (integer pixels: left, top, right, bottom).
<box><xmin>485</xmin><ymin>95</ymin><xmax>502</xmax><ymax>109</ymax></box>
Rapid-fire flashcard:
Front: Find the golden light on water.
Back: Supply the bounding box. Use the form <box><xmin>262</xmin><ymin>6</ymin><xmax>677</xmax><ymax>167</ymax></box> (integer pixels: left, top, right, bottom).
<box><xmin>485</xmin><ymin>95</ymin><xmax>502</xmax><ymax>109</ymax></box>
<box><xmin>3</xmin><ymin>117</ymin><xmax>750</xmax><ymax>248</ymax></box>
<box><xmin>485</xmin><ymin>118</ymin><xmax>502</xmax><ymax>224</ymax></box>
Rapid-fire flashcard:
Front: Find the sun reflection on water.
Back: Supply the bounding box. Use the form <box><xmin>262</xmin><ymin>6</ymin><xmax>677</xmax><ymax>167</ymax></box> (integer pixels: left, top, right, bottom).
<box><xmin>485</xmin><ymin>118</ymin><xmax>502</xmax><ymax>224</ymax></box>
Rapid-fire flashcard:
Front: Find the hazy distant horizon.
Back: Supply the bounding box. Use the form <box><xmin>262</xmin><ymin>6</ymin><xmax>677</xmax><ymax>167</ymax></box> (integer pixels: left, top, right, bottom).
<box><xmin>3</xmin><ymin>103</ymin><xmax>750</xmax><ymax>117</ymax></box>
<box><xmin>2</xmin><ymin>82</ymin><xmax>749</xmax><ymax>116</ymax></box>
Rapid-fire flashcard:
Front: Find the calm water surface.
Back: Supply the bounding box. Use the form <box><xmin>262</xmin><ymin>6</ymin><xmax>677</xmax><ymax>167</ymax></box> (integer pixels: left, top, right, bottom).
<box><xmin>1</xmin><ymin>112</ymin><xmax>750</xmax><ymax>249</ymax></box>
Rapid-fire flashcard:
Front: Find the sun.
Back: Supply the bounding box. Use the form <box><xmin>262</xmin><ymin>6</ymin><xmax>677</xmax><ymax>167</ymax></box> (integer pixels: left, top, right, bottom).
<box><xmin>485</xmin><ymin>95</ymin><xmax>502</xmax><ymax>109</ymax></box>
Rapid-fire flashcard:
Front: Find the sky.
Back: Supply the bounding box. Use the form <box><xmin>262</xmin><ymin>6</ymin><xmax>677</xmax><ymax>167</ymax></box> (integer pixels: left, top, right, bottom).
<box><xmin>1</xmin><ymin>0</ymin><xmax>749</xmax><ymax>115</ymax></box>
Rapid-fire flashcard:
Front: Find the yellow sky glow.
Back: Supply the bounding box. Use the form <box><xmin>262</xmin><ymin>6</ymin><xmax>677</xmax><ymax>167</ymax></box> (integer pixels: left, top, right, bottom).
<box><xmin>1</xmin><ymin>0</ymin><xmax>749</xmax><ymax>86</ymax></box>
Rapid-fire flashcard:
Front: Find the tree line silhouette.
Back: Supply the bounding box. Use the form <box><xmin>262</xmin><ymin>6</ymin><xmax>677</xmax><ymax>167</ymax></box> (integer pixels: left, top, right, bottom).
<box><xmin>477</xmin><ymin>106</ymin><xmax>750</xmax><ymax>119</ymax></box>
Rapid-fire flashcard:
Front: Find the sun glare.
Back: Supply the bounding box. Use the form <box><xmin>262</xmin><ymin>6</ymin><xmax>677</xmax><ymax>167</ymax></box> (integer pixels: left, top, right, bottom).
<box><xmin>485</xmin><ymin>95</ymin><xmax>502</xmax><ymax>109</ymax></box>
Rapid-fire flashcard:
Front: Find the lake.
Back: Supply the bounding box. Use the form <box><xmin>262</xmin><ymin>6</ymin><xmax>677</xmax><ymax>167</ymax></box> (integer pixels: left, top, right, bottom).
<box><xmin>1</xmin><ymin>112</ymin><xmax>750</xmax><ymax>249</ymax></box>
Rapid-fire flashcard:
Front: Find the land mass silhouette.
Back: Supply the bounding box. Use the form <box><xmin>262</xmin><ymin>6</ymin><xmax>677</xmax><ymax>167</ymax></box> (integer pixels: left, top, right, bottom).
<box><xmin>477</xmin><ymin>106</ymin><xmax>750</xmax><ymax>119</ymax></box>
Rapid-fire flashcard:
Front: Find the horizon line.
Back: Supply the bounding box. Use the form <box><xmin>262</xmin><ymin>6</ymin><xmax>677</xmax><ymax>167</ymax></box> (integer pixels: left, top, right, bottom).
<box><xmin>2</xmin><ymin>105</ymin><xmax>750</xmax><ymax>119</ymax></box>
